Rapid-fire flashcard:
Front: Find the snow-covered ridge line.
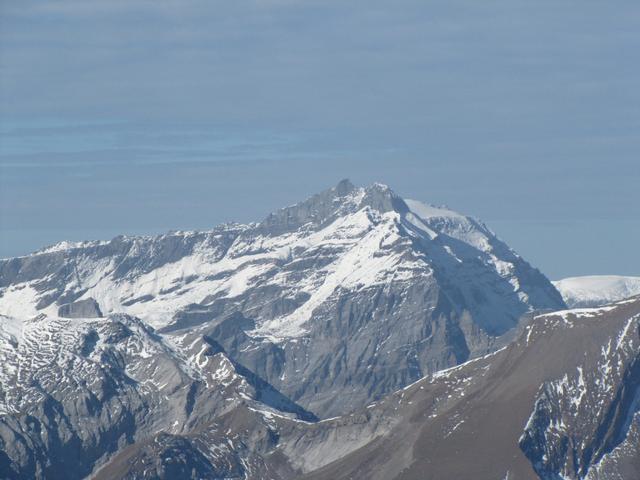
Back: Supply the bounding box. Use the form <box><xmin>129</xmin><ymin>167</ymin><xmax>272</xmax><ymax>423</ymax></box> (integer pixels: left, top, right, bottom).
<box><xmin>553</xmin><ymin>275</ymin><xmax>640</xmax><ymax>308</ymax></box>
<box><xmin>13</xmin><ymin>224</ymin><xmax>255</xmax><ymax>260</ymax></box>
<box><xmin>2</xmin><ymin>181</ymin><xmax>548</xmax><ymax>334</ymax></box>
<box><xmin>26</xmin><ymin>240</ymin><xmax>111</xmax><ymax>257</ymax></box>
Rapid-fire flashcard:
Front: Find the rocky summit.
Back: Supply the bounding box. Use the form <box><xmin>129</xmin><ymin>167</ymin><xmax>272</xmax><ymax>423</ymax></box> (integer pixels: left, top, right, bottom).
<box><xmin>3</xmin><ymin>180</ymin><xmax>621</xmax><ymax>480</ymax></box>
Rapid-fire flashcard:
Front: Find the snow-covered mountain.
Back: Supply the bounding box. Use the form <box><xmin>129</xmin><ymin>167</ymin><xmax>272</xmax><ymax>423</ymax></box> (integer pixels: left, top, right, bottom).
<box><xmin>0</xmin><ymin>180</ymin><xmax>564</xmax><ymax>417</ymax></box>
<box><xmin>0</xmin><ymin>180</ymin><xmax>570</xmax><ymax>478</ymax></box>
<box><xmin>554</xmin><ymin>275</ymin><xmax>640</xmax><ymax>308</ymax></box>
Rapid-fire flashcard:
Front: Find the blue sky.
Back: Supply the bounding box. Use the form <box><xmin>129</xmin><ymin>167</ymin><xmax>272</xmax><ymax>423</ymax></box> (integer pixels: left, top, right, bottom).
<box><xmin>1</xmin><ymin>0</ymin><xmax>639</xmax><ymax>279</ymax></box>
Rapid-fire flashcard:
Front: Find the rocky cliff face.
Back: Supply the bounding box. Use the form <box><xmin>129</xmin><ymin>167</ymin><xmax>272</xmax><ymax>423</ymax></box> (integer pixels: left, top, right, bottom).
<box><xmin>0</xmin><ymin>180</ymin><xmax>569</xmax><ymax>478</ymax></box>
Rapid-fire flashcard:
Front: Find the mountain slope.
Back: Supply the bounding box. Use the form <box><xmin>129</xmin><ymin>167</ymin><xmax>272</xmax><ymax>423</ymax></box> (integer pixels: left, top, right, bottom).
<box><xmin>90</xmin><ymin>295</ymin><xmax>640</xmax><ymax>480</ymax></box>
<box><xmin>0</xmin><ymin>180</ymin><xmax>564</xmax><ymax>419</ymax></box>
<box><xmin>0</xmin><ymin>311</ymin><xmax>314</xmax><ymax>479</ymax></box>
<box><xmin>554</xmin><ymin>275</ymin><xmax>640</xmax><ymax>308</ymax></box>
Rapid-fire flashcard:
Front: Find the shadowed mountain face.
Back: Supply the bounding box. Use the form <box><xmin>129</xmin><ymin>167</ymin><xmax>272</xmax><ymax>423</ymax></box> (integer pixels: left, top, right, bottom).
<box><xmin>0</xmin><ymin>180</ymin><xmax>569</xmax><ymax>478</ymax></box>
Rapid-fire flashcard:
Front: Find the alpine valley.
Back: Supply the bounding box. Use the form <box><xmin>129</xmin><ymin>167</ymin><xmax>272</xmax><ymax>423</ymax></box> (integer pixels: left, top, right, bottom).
<box><xmin>0</xmin><ymin>180</ymin><xmax>638</xmax><ymax>480</ymax></box>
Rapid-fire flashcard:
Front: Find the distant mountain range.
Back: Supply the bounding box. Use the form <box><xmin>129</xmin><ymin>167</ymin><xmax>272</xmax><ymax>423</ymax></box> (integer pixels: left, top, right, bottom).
<box><xmin>0</xmin><ymin>180</ymin><xmax>637</xmax><ymax>479</ymax></box>
<box><xmin>554</xmin><ymin>275</ymin><xmax>640</xmax><ymax>308</ymax></box>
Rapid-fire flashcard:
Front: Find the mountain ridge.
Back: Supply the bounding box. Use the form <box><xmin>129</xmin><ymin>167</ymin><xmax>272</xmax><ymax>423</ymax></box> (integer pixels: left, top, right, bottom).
<box><xmin>0</xmin><ymin>180</ymin><xmax>578</xmax><ymax>479</ymax></box>
<box><xmin>0</xmin><ymin>180</ymin><xmax>565</xmax><ymax>419</ymax></box>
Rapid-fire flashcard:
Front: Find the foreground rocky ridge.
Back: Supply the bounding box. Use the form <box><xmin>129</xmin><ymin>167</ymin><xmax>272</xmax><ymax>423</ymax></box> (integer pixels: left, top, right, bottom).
<box><xmin>0</xmin><ymin>180</ymin><xmax>564</xmax><ymax>419</ymax></box>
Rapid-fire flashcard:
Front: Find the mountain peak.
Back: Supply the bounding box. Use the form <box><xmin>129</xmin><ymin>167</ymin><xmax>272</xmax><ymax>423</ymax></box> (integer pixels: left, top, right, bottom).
<box><xmin>258</xmin><ymin>180</ymin><xmax>409</xmax><ymax>235</ymax></box>
<box><xmin>333</xmin><ymin>178</ymin><xmax>356</xmax><ymax>196</ymax></box>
